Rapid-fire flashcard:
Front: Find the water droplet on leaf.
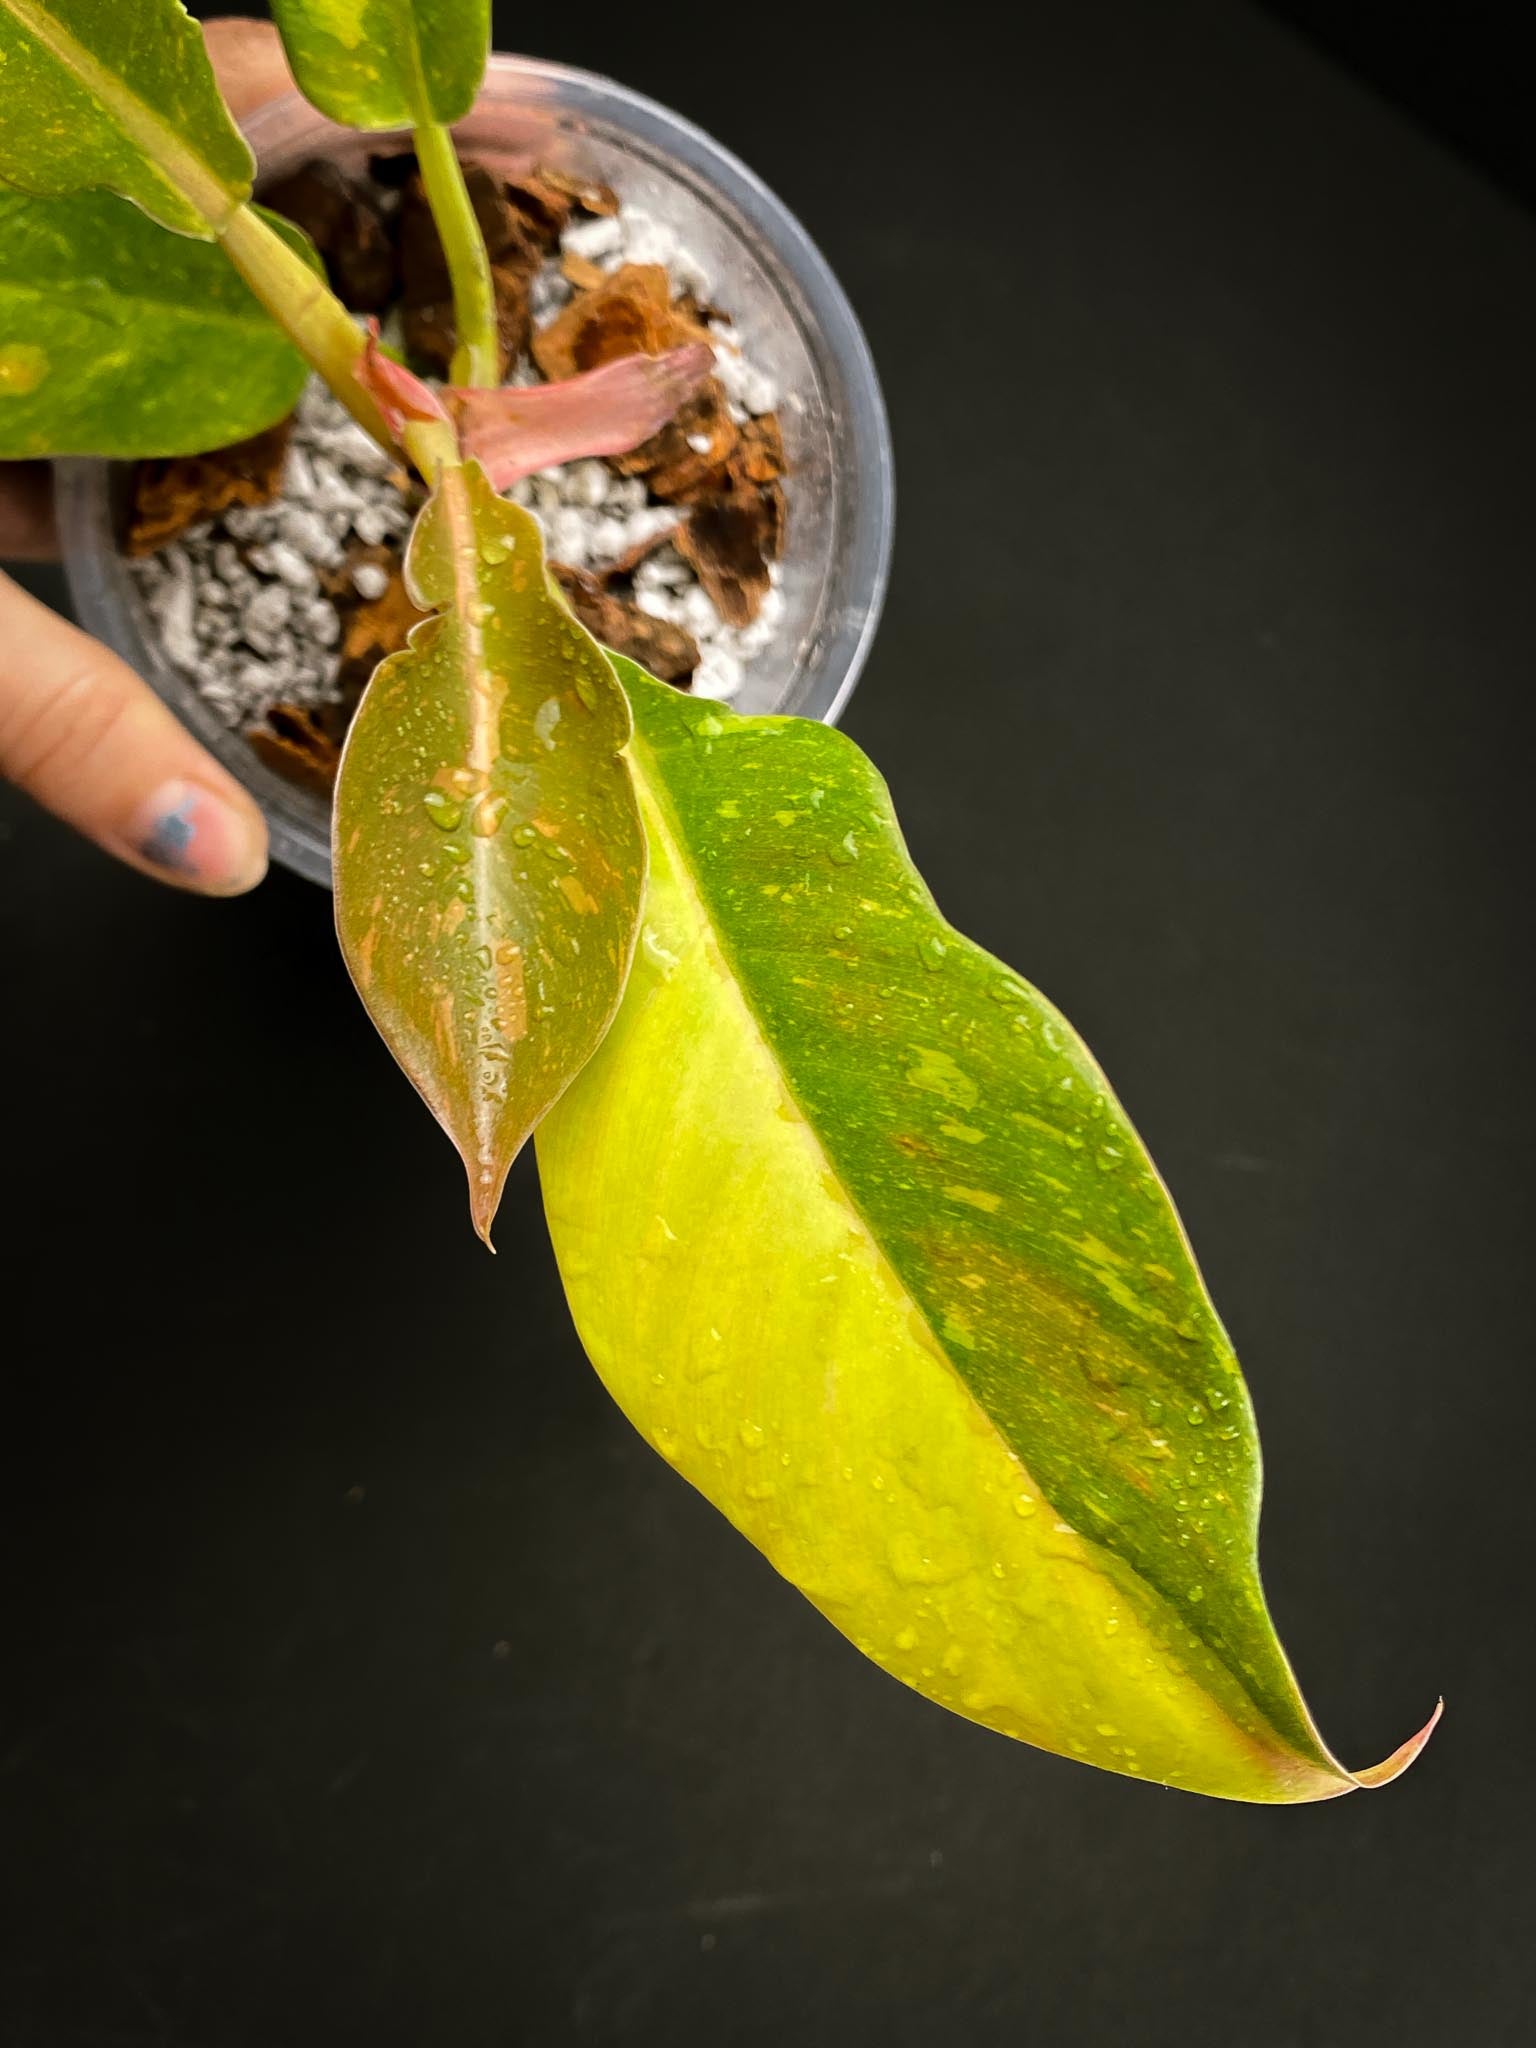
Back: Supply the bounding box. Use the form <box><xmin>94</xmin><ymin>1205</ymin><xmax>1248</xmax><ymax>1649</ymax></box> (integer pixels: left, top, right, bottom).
<box><xmin>422</xmin><ymin>789</ymin><xmax>462</xmax><ymax>830</ymax></box>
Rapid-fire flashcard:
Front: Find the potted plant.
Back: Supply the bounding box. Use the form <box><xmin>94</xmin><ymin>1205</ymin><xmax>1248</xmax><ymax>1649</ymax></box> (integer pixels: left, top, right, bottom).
<box><xmin>0</xmin><ymin>0</ymin><xmax>1436</xmax><ymax>1804</ymax></box>
<box><xmin>55</xmin><ymin>49</ymin><xmax>895</xmax><ymax>883</ymax></box>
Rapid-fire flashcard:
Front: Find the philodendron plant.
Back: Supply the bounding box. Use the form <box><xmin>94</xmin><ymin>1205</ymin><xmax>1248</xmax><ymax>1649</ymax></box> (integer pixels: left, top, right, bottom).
<box><xmin>0</xmin><ymin>0</ymin><xmax>1437</xmax><ymax>1803</ymax></box>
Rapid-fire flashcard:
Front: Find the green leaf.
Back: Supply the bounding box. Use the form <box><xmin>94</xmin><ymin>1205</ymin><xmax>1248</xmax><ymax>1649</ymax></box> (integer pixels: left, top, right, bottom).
<box><xmin>0</xmin><ymin>192</ymin><xmax>315</xmax><ymax>457</ymax></box>
<box><xmin>0</xmin><ymin>0</ymin><xmax>253</xmax><ymax>237</ymax></box>
<box><xmin>270</xmin><ymin>0</ymin><xmax>489</xmax><ymax>130</ymax></box>
<box><xmin>334</xmin><ymin>465</ymin><xmax>646</xmax><ymax>1246</ymax></box>
<box><xmin>536</xmin><ymin>661</ymin><xmax>1438</xmax><ymax>1802</ymax></box>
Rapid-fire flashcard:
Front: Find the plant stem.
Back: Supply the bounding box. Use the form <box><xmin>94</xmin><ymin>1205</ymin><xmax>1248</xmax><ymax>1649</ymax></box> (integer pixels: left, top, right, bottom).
<box><xmin>218</xmin><ymin>204</ymin><xmax>393</xmax><ymax>449</ymax></box>
<box><xmin>401</xmin><ymin>418</ymin><xmax>460</xmax><ymax>489</ymax></box>
<box><xmin>413</xmin><ymin>119</ymin><xmax>500</xmax><ymax>388</ymax></box>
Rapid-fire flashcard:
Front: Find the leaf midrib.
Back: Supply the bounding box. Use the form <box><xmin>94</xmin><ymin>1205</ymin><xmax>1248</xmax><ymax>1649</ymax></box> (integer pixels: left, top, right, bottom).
<box><xmin>394</xmin><ymin>1</ymin><xmax>436</xmax><ymax>126</ymax></box>
<box><xmin>437</xmin><ymin>461</ymin><xmax>502</xmax><ymax>1198</ymax></box>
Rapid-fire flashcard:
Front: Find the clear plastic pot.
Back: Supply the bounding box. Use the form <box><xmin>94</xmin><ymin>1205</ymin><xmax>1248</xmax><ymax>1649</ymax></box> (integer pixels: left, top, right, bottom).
<box><xmin>53</xmin><ymin>55</ymin><xmax>895</xmax><ymax>888</ymax></box>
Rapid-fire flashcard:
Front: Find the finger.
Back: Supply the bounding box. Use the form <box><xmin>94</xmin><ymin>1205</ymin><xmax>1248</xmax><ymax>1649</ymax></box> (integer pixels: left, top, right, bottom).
<box><xmin>0</xmin><ymin>463</ymin><xmax>58</xmax><ymax>564</ymax></box>
<box><xmin>201</xmin><ymin>16</ymin><xmax>296</xmax><ymax>120</ymax></box>
<box><xmin>0</xmin><ymin>571</ymin><xmax>268</xmax><ymax>894</ymax></box>
<box><xmin>1</xmin><ymin>17</ymin><xmax>292</xmax><ymax>873</ymax></box>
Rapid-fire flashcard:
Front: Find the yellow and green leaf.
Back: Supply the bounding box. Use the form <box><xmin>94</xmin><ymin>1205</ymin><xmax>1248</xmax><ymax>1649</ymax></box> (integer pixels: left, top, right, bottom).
<box><xmin>536</xmin><ymin>660</ymin><xmax>1438</xmax><ymax>1802</ymax></box>
<box><xmin>334</xmin><ymin>466</ymin><xmax>645</xmax><ymax>1246</ymax></box>
<box><xmin>0</xmin><ymin>192</ymin><xmax>315</xmax><ymax>457</ymax></box>
<box><xmin>269</xmin><ymin>0</ymin><xmax>489</xmax><ymax>130</ymax></box>
<box><xmin>0</xmin><ymin>0</ymin><xmax>253</xmax><ymax>236</ymax></box>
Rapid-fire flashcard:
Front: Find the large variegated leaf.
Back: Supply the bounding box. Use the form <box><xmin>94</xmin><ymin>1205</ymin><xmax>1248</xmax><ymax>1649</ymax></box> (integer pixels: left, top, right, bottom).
<box><xmin>270</xmin><ymin>0</ymin><xmax>488</xmax><ymax>129</ymax></box>
<box><xmin>0</xmin><ymin>0</ymin><xmax>253</xmax><ymax>236</ymax></box>
<box><xmin>334</xmin><ymin>465</ymin><xmax>645</xmax><ymax>1245</ymax></box>
<box><xmin>536</xmin><ymin>660</ymin><xmax>1438</xmax><ymax>1802</ymax></box>
<box><xmin>0</xmin><ymin>192</ymin><xmax>313</xmax><ymax>457</ymax></box>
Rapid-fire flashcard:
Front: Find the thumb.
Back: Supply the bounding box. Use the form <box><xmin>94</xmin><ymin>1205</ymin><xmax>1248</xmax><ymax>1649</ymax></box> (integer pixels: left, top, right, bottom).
<box><xmin>201</xmin><ymin>17</ymin><xmax>296</xmax><ymax>121</ymax></box>
<box><xmin>0</xmin><ymin>571</ymin><xmax>269</xmax><ymax>894</ymax></box>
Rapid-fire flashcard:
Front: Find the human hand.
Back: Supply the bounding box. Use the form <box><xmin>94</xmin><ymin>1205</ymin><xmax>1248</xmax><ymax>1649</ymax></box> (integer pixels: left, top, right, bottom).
<box><xmin>0</xmin><ymin>17</ymin><xmax>295</xmax><ymax>893</ymax></box>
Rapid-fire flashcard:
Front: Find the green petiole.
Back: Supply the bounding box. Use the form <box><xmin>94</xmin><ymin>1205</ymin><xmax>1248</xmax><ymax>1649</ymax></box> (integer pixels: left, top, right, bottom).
<box><xmin>413</xmin><ymin>117</ymin><xmax>500</xmax><ymax>388</ymax></box>
<box><xmin>401</xmin><ymin>415</ymin><xmax>461</xmax><ymax>488</ymax></box>
<box><xmin>218</xmin><ymin>202</ymin><xmax>392</xmax><ymax>449</ymax></box>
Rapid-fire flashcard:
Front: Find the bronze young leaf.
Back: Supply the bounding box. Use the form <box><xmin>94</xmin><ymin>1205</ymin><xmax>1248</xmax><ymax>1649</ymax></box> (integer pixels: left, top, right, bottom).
<box><xmin>536</xmin><ymin>660</ymin><xmax>1438</xmax><ymax>1802</ymax></box>
<box><xmin>334</xmin><ymin>465</ymin><xmax>646</xmax><ymax>1246</ymax></box>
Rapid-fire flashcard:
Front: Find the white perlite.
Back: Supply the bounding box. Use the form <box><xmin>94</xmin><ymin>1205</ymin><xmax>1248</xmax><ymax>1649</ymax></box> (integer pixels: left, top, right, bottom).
<box><xmin>130</xmin><ymin>195</ymin><xmax>791</xmax><ymax>735</ymax></box>
<box><xmin>131</xmin><ymin>378</ymin><xmax>410</xmax><ymax>729</ymax></box>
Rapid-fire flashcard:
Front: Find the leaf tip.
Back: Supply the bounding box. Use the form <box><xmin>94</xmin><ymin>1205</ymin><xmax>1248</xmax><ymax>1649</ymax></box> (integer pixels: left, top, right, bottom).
<box><xmin>1349</xmin><ymin>1696</ymin><xmax>1443</xmax><ymax>1791</ymax></box>
<box><xmin>467</xmin><ymin>1164</ymin><xmax>505</xmax><ymax>1253</ymax></box>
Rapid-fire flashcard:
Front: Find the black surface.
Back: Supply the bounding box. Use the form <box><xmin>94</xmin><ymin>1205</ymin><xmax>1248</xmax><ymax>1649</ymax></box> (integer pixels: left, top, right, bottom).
<box><xmin>3</xmin><ymin>3</ymin><xmax>1533</xmax><ymax>2042</ymax></box>
<box><xmin>1259</xmin><ymin>0</ymin><xmax>1536</xmax><ymax>214</ymax></box>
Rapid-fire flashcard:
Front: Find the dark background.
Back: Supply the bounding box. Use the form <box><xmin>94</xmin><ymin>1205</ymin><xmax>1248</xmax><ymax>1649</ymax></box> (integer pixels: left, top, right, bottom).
<box><xmin>3</xmin><ymin>2</ymin><xmax>1532</xmax><ymax>2041</ymax></box>
<box><xmin>1258</xmin><ymin>0</ymin><xmax>1536</xmax><ymax>211</ymax></box>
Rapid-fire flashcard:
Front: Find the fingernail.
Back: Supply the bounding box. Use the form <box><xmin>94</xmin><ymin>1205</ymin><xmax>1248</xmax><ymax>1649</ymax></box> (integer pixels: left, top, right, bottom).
<box><xmin>125</xmin><ymin>778</ymin><xmax>267</xmax><ymax>894</ymax></box>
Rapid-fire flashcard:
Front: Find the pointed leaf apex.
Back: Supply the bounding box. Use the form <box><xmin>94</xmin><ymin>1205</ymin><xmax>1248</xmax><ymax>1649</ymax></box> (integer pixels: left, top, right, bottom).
<box><xmin>1349</xmin><ymin>1697</ymin><xmax>1443</xmax><ymax>1790</ymax></box>
<box><xmin>468</xmin><ymin>1157</ymin><xmax>506</xmax><ymax>1251</ymax></box>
